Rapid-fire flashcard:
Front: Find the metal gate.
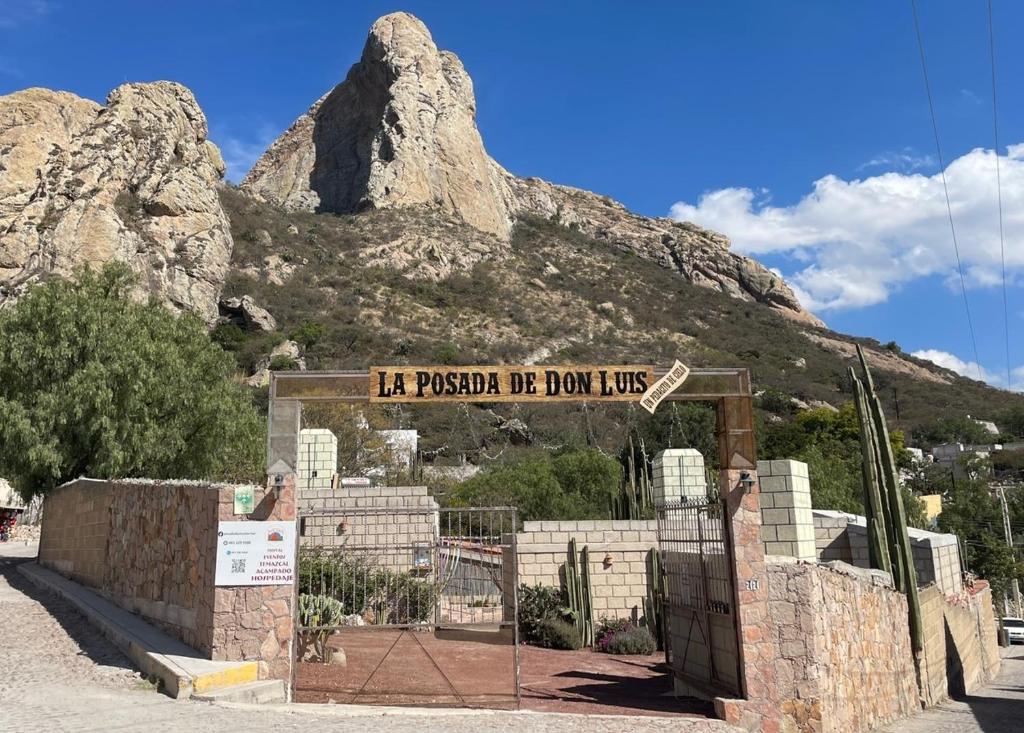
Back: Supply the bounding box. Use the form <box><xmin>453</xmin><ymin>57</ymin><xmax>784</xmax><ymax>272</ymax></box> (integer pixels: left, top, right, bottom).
<box><xmin>656</xmin><ymin>499</ymin><xmax>742</xmax><ymax>698</ymax></box>
<box><xmin>293</xmin><ymin>505</ymin><xmax>519</xmax><ymax>708</ymax></box>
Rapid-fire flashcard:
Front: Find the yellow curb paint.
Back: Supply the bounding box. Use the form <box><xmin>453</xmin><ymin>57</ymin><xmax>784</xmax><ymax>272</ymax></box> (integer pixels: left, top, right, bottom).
<box><xmin>191</xmin><ymin>662</ymin><xmax>259</xmax><ymax>693</ymax></box>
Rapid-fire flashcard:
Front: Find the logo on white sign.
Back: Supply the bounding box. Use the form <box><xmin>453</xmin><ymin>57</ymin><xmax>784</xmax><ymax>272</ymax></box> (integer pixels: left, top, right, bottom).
<box><xmin>214</xmin><ymin>520</ymin><xmax>296</xmax><ymax>586</ymax></box>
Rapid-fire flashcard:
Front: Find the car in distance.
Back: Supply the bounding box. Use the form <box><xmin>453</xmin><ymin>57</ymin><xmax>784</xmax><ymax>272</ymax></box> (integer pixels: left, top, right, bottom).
<box><xmin>1003</xmin><ymin>617</ymin><xmax>1024</xmax><ymax>644</ymax></box>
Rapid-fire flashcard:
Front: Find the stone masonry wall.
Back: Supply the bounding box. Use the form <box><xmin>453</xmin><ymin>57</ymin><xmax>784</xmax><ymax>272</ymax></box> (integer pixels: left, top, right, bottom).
<box><xmin>766</xmin><ymin>559</ymin><xmax>919</xmax><ymax>733</ymax></box>
<box><xmin>38</xmin><ymin>478</ymin><xmax>115</xmax><ymax>589</ymax></box>
<box><xmin>515</xmin><ymin>520</ymin><xmax>658</xmax><ymax>621</ymax></box>
<box><xmin>38</xmin><ymin>477</ymin><xmax>296</xmax><ymax>681</ymax></box>
<box><xmin>918</xmin><ymin>582</ymin><xmax>1001</xmax><ymax>707</ymax></box>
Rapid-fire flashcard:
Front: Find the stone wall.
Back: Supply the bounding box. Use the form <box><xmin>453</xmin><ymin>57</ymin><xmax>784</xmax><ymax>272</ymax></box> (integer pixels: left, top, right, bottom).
<box><xmin>38</xmin><ymin>478</ymin><xmax>114</xmax><ymax>589</ymax></box>
<box><xmin>38</xmin><ymin>477</ymin><xmax>296</xmax><ymax>681</ymax></box>
<box><xmin>918</xmin><ymin>582</ymin><xmax>1001</xmax><ymax>707</ymax></box>
<box><xmin>765</xmin><ymin>559</ymin><xmax>919</xmax><ymax>733</ymax></box>
<box><xmin>514</xmin><ymin>520</ymin><xmax>658</xmax><ymax>621</ymax></box>
<box><xmin>812</xmin><ymin>510</ymin><xmax>963</xmax><ymax>596</ymax></box>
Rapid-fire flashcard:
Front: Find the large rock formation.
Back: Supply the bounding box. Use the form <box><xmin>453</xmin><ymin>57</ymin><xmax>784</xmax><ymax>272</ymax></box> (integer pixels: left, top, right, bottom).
<box><xmin>242</xmin><ymin>13</ymin><xmax>512</xmax><ymax>239</ymax></box>
<box><xmin>0</xmin><ymin>82</ymin><xmax>232</xmax><ymax>322</ymax></box>
<box><xmin>243</xmin><ymin>12</ymin><xmax>820</xmax><ymax>326</ymax></box>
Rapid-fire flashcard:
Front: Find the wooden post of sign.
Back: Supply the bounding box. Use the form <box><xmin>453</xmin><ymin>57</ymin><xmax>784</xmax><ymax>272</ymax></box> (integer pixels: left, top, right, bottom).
<box><xmin>712</xmin><ymin>395</ymin><xmax>780</xmax><ymax>730</ymax></box>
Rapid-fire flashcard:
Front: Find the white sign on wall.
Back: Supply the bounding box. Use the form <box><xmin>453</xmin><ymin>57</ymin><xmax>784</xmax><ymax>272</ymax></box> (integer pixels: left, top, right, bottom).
<box><xmin>214</xmin><ymin>520</ymin><xmax>296</xmax><ymax>586</ymax></box>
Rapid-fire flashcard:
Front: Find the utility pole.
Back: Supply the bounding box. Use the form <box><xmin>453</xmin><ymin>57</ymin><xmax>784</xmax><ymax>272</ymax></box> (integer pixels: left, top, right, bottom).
<box><xmin>995</xmin><ymin>484</ymin><xmax>1022</xmax><ymax>617</ymax></box>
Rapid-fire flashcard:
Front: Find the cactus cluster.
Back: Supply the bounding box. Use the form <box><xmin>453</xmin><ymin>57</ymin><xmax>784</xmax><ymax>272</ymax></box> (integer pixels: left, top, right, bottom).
<box><xmin>643</xmin><ymin>547</ymin><xmax>667</xmax><ymax>651</ymax></box>
<box><xmin>850</xmin><ymin>345</ymin><xmax>923</xmax><ymax>653</ymax></box>
<box><xmin>613</xmin><ymin>433</ymin><xmax>655</xmax><ymax>519</ymax></box>
<box><xmin>298</xmin><ymin>593</ymin><xmax>345</xmax><ymax>663</ymax></box>
<box><xmin>564</xmin><ymin>538</ymin><xmax>595</xmax><ymax>647</ymax></box>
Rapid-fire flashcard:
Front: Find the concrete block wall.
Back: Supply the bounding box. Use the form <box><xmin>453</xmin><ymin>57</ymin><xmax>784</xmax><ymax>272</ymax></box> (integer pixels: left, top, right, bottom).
<box><xmin>812</xmin><ymin>509</ymin><xmax>963</xmax><ymax>596</ymax></box>
<box><xmin>919</xmin><ymin>582</ymin><xmax>1001</xmax><ymax>706</ymax></box>
<box><xmin>298</xmin><ymin>485</ymin><xmax>438</xmax><ymax>572</ymax></box>
<box><xmin>298</xmin><ymin>428</ymin><xmax>337</xmax><ymax>495</ymax></box>
<box><xmin>652</xmin><ymin>448</ymin><xmax>708</xmax><ymax>505</ymax></box>
<box><xmin>514</xmin><ymin>520</ymin><xmax>659</xmax><ymax>620</ymax></box>
<box><xmin>757</xmin><ymin>459</ymin><xmax>815</xmax><ymax>561</ymax></box>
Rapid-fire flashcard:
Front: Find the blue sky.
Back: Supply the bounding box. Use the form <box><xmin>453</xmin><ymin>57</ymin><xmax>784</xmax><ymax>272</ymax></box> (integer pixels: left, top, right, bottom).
<box><xmin>3</xmin><ymin>1</ymin><xmax>1024</xmax><ymax>388</ymax></box>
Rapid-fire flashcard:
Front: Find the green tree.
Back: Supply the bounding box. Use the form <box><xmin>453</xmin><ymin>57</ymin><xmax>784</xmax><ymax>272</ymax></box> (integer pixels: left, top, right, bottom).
<box><xmin>938</xmin><ymin>476</ymin><xmax>1023</xmax><ymax>602</ymax></box>
<box><xmin>0</xmin><ymin>265</ymin><xmax>265</xmax><ymax>498</ymax></box>
<box><xmin>451</xmin><ymin>448</ymin><xmax>622</xmax><ymax>522</ymax></box>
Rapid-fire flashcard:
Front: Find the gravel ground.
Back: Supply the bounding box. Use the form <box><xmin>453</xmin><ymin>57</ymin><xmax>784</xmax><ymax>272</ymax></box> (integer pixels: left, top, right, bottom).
<box><xmin>0</xmin><ymin>543</ymin><xmax>738</xmax><ymax>733</ymax></box>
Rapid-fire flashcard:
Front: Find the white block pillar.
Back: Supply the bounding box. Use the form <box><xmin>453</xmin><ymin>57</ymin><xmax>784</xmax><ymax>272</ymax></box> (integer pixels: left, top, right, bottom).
<box><xmin>756</xmin><ymin>459</ymin><xmax>815</xmax><ymax>561</ymax></box>
<box><xmin>652</xmin><ymin>448</ymin><xmax>708</xmax><ymax>505</ymax></box>
<box><xmin>298</xmin><ymin>428</ymin><xmax>338</xmax><ymax>495</ymax></box>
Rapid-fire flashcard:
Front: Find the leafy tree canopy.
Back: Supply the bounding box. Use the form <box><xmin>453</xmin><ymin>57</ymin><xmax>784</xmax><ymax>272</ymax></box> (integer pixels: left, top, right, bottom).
<box><xmin>0</xmin><ymin>265</ymin><xmax>265</xmax><ymax>498</ymax></box>
<box><xmin>759</xmin><ymin>403</ymin><xmax>926</xmax><ymax>527</ymax></box>
<box><xmin>450</xmin><ymin>448</ymin><xmax>621</xmax><ymax>522</ymax></box>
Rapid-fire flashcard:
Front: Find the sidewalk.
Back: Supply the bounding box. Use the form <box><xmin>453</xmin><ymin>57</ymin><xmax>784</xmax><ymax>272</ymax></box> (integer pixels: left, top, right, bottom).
<box><xmin>0</xmin><ymin>543</ymin><xmax>738</xmax><ymax>733</ymax></box>
<box><xmin>879</xmin><ymin>644</ymin><xmax>1024</xmax><ymax>733</ymax></box>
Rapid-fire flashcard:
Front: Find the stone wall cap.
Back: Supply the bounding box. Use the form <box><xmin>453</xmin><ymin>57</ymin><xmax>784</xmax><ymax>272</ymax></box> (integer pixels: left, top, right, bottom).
<box><xmin>820</xmin><ymin>560</ymin><xmax>894</xmax><ymax>588</ymax></box>
<box><xmin>58</xmin><ymin>477</ymin><xmax>261</xmax><ymax>492</ymax></box>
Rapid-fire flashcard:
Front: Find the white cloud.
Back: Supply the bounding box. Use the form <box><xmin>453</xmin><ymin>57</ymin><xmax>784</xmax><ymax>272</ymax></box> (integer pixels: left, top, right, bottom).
<box><xmin>857</xmin><ymin>148</ymin><xmax>935</xmax><ymax>173</ymax></box>
<box><xmin>911</xmin><ymin>349</ymin><xmax>993</xmax><ymax>383</ymax></box>
<box><xmin>210</xmin><ymin>123</ymin><xmax>278</xmax><ymax>183</ymax></box>
<box><xmin>911</xmin><ymin>348</ymin><xmax>1024</xmax><ymax>392</ymax></box>
<box><xmin>670</xmin><ymin>144</ymin><xmax>1024</xmax><ymax>312</ymax></box>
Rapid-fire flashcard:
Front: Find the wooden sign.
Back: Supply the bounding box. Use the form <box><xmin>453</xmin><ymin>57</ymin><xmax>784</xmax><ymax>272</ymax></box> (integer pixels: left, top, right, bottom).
<box><xmin>370</xmin><ymin>365</ymin><xmax>656</xmax><ymax>403</ymax></box>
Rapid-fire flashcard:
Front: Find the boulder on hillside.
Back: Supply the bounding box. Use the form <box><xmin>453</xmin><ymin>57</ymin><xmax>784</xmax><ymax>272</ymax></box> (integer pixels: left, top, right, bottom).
<box><xmin>219</xmin><ymin>295</ymin><xmax>276</xmax><ymax>332</ymax></box>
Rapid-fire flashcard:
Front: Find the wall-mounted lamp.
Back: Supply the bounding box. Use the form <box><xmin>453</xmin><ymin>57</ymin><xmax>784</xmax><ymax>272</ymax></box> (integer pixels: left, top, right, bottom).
<box><xmin>271</xmin><ymin>473</ymin><xmax>284</xmax><ymax>500</ymax></box>
<box><xmin>738</xmin><ymin>471</ymin><xmax>756</xmax><ymax>493</ymax></box>
<box><xmin>602</xmin><ymin>553</ymin><xmax>614</xmax><ymax>569</ymax></box>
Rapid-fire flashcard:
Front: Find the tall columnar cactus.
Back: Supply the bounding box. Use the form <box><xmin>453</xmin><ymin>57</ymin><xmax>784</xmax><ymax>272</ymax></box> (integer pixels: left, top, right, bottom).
<box><xmin>564</xmin><ymin>539</ymin><xmax>595</xmax><ymax>647</ymax></box>
<box><xmin>851</xmin><ymin>345</ymin><xmax>923</xmax><ymax>654</ymax></box>
<box><xmin>643</xmin><ymin>547</ymin><xmax>667</xmax><ymax>652</ymax></box>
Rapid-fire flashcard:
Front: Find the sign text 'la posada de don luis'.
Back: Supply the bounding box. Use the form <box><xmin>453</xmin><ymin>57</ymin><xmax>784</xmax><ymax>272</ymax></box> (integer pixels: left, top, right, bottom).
<box><xmin>371</xmin><ymin>364</ymin><xmax>680</xmax><ymax>402</ymax></box>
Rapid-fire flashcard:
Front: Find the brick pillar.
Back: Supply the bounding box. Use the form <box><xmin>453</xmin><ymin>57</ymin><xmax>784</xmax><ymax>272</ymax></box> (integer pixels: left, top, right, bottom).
<box><xmin>756</xmin><ymin>460</ymin><xmax>815</xmax><ymax>562</ymax></box>
<box><xmin>653</xmin><ymin>448</ymin><xmax>708</xmax><ymax>504</ymax></box>
<box><xmin>713</xmin><ymin>396</ymin><xmax>781</xmax><ymax>732</ymax></box>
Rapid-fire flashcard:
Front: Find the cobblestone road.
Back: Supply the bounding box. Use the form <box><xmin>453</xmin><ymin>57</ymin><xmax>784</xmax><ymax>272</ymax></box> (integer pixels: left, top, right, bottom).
<box><xmin>0</xmin><ymin>544</ymin><xmax>737</xmax><ymax>733</ymax></box>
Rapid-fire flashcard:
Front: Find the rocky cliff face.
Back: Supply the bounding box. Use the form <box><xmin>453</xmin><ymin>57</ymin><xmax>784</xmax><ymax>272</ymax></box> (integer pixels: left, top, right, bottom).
<box><xmin>0</xmin><ymin>82</ymin><xmax>232</xmax><ymax>322</ymax></box>
<box><xmin>242</xmin><ymin>12</ymin><xmax>820</xmax><ymax>326</ymax></box>
<box><xmin>242</xmin><ymin>13</ymin><xmax>512</xmax><ymax>239</ymax></box>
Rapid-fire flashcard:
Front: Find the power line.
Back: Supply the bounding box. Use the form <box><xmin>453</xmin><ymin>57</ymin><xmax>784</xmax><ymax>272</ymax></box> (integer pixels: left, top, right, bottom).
<box><xmin>910</xmin><ymin>0</ymin><xmax>983</xmax><ymax>382</ymax></box>
<box><xmin>987</xmin><ymin>0</ymin><xmax>1012</xmax><ymax>391</ymax></box>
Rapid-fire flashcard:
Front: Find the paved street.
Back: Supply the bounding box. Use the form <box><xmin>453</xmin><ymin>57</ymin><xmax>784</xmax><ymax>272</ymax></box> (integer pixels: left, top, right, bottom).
<box><xmin>879</xmin><ymin>644</ymin><xmax>1024</xmax><ymax>733</ymax></box>
<box><xmin>6</xmin><ymin>537</ymin><xmax>1023</xmax><ymax>733</ymax></box>
<box><xmin>0</xmin><ymin>543</ymin><xmax>736</xmax><ymax>733</ymax></box>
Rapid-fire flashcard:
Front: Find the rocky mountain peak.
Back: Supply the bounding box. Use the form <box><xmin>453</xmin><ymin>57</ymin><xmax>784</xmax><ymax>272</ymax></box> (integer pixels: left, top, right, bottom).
<box><xmin>0</xmin><ymin>81</ymin><xmax>232</xmax><ymax>321</ymax></box>
<box><xmin>243</xmin><ymin>12</ymin><xmax>821</xmax><ymax>326</ymax></box>
<box><xmin>241</xmin><ymin>11</ymin><xmax>513</xmax><ymax>238</ymax></box>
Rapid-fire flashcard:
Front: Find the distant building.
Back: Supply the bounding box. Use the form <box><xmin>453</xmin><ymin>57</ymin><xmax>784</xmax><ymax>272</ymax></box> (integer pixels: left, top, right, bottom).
<box><xmin>931</xmin><ymin>442</ymin><xmax>994</xmax><ymax>480</ymax></box>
